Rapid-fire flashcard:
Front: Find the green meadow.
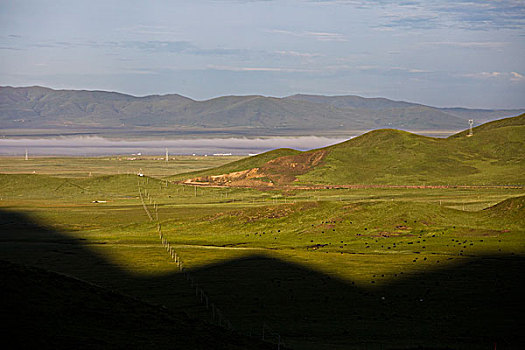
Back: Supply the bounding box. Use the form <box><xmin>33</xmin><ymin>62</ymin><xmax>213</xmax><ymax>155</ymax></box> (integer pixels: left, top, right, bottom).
<box><xmin>0</xmin><ymin>154</ymin><xmax>244</xmax><ymax>178</ymax></box>
<box><xmin>1</xmin><ymin>155</ymin><xmax>524</xmax><ymax>349</ymax></box>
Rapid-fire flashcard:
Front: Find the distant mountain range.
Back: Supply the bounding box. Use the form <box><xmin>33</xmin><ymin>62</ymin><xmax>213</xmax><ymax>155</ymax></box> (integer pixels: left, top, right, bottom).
<box><xmin>1</xmin><ymin>86</ymin><xmax>523</xmax><ymax>137</ymax></box>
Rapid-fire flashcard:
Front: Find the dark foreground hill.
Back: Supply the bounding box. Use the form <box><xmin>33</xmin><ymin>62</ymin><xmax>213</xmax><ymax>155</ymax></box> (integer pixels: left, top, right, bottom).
<box><xmin>0</xmin><ymin>260</ymin><xmax>274</xmax><ymax>350</ymax></box>
<box><xmin>178</xmin><ymin>114</ymin><xmax>525</xmax><ymax>186</ymax></box>
<box><xmin>1</xmin><ymin>86</ymin><xmax>523</xmax><ymax>136</ymax></box>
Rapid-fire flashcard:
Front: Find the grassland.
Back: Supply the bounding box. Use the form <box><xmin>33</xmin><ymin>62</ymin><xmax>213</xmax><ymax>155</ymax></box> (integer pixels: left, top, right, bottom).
<box><xmin>0</xmin><ymin>154</ymin><xmax>244</xmax><ymax>178</ymax></box>
<box><xmin>1</xmin><ymin>149</ymin><xmax>524</xmax><ymax>349</ymax></box>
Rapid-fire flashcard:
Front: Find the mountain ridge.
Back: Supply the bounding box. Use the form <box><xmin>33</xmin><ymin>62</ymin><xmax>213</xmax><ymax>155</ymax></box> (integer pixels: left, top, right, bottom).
<box><xmin>2</xmin><ymin>86</ymin><xmax>523</xmax><ymax>136</ymax></box>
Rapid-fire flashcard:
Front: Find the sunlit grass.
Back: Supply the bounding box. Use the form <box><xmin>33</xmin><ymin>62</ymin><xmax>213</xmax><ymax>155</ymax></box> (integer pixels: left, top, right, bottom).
<box><xmin>0</xmin><ymin>155</ymin><xmax>245</xmax><ymax>178</ymax></box>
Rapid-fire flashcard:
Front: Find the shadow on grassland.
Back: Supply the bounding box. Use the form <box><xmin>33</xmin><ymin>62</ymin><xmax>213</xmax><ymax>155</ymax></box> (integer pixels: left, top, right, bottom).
<box><xmin>183</xmin><ymin>254</ymin><xmax>524</xmax><ymax>350</ymax></box>
<box><xmin>0</xmin><ymin>209</ymin><xmax>523</xmax><ymax>349</ymax></box>
<box><xmin>0</xmin><ymin>209</ymin><xmax>274</xmax><ymax>350</ymax></box>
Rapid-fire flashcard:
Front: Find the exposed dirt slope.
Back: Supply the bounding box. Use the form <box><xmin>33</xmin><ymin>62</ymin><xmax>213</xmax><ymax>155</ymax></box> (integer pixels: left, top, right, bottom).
<box><xmin>184</xmin><ymin>150</ymin><xmax>327</xmax><ymax>187</ymax></box>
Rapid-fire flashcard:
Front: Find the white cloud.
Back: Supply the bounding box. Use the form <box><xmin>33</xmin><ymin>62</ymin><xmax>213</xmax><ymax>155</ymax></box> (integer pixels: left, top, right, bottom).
<box><xmin>267</xmin><ymin>29</ymin><xmax>347</xmax><ymax>42</ymax></box>
<box><xmin>305</xmin><ymin>31</ymin><xmax>347</xmax><ymax>42</ymax></box>
<box><xmin>372</xmin><ymin>27</ymin><xmax>395</xmax><ymax>32</ymax></box>
<box><xmin>462</xmin><ymin>71</ymin><xmax>525</xmax><ymax>82</ymax></box>
<box><xmin>407</xmin><ymin>68</ymin><xmax>431</xmax><ymax>73</ymax></box>
<box><xmin>463</xmin><ymin>72</ymin><xmax>502</xmax><ymax>79</ymax></box>
<box><xmin>356</xmin><ymin>65</ymin><xmax>378</xmax><ymax>70</ymax></box>
<box><xmin>275</xmin><ymin>50</ymin><xmax>323</xmax><ymax>58</ymax></box>
<box><xmin>356</xmin><ymin>65</ymin><xmax>431</xmax><ymax>74</ymax></box>
<box><xmin>510</xmin><ymin>72</ymin><xmax>525</xmax><ymax>82</ymax></box>
<box><xmin>422</xmin><ymin>41</ymin><xmax>508</xmax><ymax>49</ymax></box>
<box><xmin>207</xmin><ymin>65</ymin><xmax>314</xmax><ymax>73</ymax></box>
<box><xmin>266</xmin><ymin>29</ymin><xmax>299</xmax><ymax>36</ymax></box>
<box><xmin>123</xmin><ymin>69</ymin><xmax>160</xmax><ymax>75</ymax></box>
<box><xmin>118</xmin><ymin>25</ymin><xmax>180</xmax><ymax>36</ymax></box>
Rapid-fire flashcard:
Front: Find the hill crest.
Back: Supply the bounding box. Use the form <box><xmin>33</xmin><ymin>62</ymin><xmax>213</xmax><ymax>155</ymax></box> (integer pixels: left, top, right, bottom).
<box><xmin>2</xmin><ymin>86</ymin><xmax>524</xmax><ymax>136</ymax></box>
<box><xmin>177</xmin><ymin>115</ymin><xmax>525</xmax><ymax>187</ymax></box>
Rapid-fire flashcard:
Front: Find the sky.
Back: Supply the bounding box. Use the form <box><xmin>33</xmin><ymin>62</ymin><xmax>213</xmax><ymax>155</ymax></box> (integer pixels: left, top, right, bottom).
<box><xmin>1</xmin><ymin>0</ymin><xmax>524</xmax><ymax>109</ymax></box>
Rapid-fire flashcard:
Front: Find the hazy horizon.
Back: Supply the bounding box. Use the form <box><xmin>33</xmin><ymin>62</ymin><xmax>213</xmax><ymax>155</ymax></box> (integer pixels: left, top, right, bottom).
<box><xmin>0</xmin><ymin>135</ymin><xmax>348</xmax><ymax>156</ymax></box>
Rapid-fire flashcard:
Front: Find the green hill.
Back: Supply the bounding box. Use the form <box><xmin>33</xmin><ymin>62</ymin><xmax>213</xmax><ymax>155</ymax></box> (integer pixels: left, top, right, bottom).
<box><xmin>484</xmin><ymin>195</ymin><xmax>525</xmax><ymax>224</ymax></box>
<box><xmin>450</xmin><ymin>112</ymin><xmax>525</xmax><ymax>138</ymax></box>
<box><xmin>179</xmin><ymin>114</ymin><xmax>525</xmax><ymax>186</ymax></box>
<box><xmin>448</xmin><ymin>124</ymin><xmax>524</xmax><ymax>166</ymax></box>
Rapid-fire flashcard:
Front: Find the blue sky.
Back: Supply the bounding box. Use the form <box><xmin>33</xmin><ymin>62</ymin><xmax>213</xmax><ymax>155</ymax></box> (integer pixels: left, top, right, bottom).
<box><xmin>1</xmin><ymin>0</ymin><xmax>524</xmax><ymax>108</ymax></box>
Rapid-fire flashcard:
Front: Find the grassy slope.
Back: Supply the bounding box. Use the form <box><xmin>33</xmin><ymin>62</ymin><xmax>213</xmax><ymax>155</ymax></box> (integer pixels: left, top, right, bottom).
<box><xmin>484</xmin><ymin>194</ymin><xmax>525</xmax><ymax>223</ymax></box>
<box><xmin>300</xmin><ymin>114</ymin><xmax>525</xmax><ymax>185</ymax></box>
<box><xmin>301</xmin><ymin>129</ymin><xmax>475</xmax><ymax>184</ymax></box>
<box><xmin>163</xmin><ymin>196</ymin><xmax>525</xmax><ymax>252</ymax></box>
<box><xmin>451</xmin><ymin>112</ymin><xmax>525</xmax><ymax>137</ymax></box>
<box><xmin>178</xmin><ymin>114</ymin><xmax>524</xmax><ymax>186</ymax></box>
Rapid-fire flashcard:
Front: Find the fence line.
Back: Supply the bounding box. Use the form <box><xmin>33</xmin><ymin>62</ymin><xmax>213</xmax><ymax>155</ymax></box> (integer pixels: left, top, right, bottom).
<box><xmin>137</xmin><ymin>179</ymin><xmax>234</xmax><ymax>331</ymax></box>
<box><xmin>137</xmin><ymin>179</ymin><xmax>284</xmax><ymax>347</ymax></box>
<box><xmin>137</xmin><ymin>179</ymin><xmax>286</xmax><ymax>347</ymax></box>
<box><xmin>137</xmin><ymin>181</ymin><xmax>153</xmax><ymax>221</ymax></box>
<box><xmin>140</xmin><ymin>179</ymin><xmax>286</xmax><ymax>345</ymax></box>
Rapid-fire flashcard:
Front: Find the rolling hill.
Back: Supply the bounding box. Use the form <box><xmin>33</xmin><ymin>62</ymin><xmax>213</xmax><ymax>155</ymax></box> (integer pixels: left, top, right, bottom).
<box><xmin>1</xmin><ymin>86</ymin><xmax>523</xmax><ymax>137</ymax></box>
<box><xmin>177</xmin><ymin>114</ymin><xmax>525</xmax><ymax>186</ymax></box>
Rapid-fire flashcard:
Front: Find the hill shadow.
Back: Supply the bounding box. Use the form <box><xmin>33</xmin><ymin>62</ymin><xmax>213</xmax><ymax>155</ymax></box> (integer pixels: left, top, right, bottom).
<box><xmin>1</xmin><ymin>208</ymin><xmax>524</xmax><ymax>349</ymax></box>
<box><xmin>184</xmin><ymin>254</ymin><xmax>525</xmax><ymax>349</ymax></box>
<box><xmin>0</xmin><ymin>209</ymin><xmax>275</xmax><ymax>349</ymax></box>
